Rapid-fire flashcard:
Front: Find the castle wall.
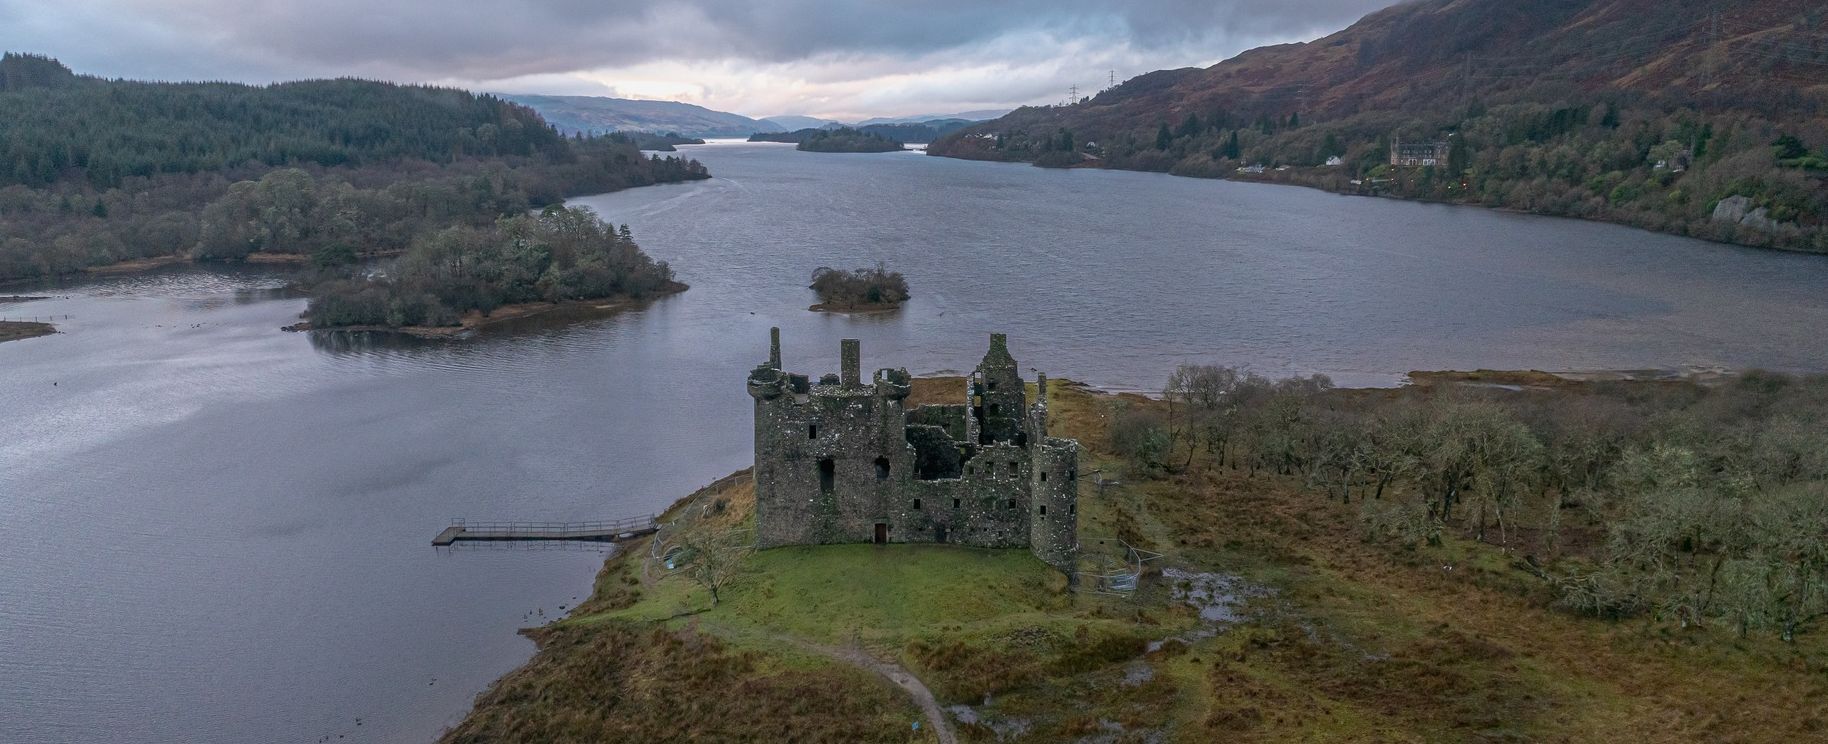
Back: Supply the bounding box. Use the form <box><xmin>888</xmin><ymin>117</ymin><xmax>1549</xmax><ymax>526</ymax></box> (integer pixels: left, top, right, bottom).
<box><xmin>1027</xmin><ymin>438</ymin><xmax>1080</xmax><ymax>570</ymax></box>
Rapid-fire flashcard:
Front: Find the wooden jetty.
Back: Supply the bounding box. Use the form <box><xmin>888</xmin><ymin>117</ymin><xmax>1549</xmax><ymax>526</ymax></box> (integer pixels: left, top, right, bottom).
<box><xmin>432</xmin><ymin>514</ymin><xmax>658</xmax><ymax>546</ymax></box>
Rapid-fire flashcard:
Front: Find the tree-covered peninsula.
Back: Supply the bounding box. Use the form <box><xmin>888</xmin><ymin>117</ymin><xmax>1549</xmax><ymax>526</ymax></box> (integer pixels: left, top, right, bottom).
<box><xmin>306</xmin><ymin>206</ymin><xmax>680</xmax><ymax>330</ymax></box>
<box><xmin>749</xmin><ymin>127</ymin><xmax>905</xmax><ymax>153</ymax></box>
<box><xmin>447</xmin><ymin>371</ymin><xmax>1828</xmax><ymax>742</ymax></box>
<box><xmin>0</xmin><ymin>53</ymin><xmax>709</xmax><ymax>283</ymax></box>
<box><xmin>797</xmin><ymin>128</ymin><xmax>904</xmax><ymax>153</ymax></box>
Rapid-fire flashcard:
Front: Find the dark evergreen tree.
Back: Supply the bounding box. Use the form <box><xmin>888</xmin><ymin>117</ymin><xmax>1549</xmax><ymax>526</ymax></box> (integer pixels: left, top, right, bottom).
<box><xmin>1178</xmin><ymin>113</ymin><xmax>1202</xmax><ymax>139</ymax></box>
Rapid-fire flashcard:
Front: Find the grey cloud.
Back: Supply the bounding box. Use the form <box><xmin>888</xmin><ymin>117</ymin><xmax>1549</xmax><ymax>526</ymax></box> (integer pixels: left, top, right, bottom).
<box><xmin>13</xmin><ymin>0</ymin><xmax>1398</xmax><ymax>81</ymax></box>
<box><xmin>0</xmin><ymin>0</ymin><xmax>1400</xmax><ymax>117</ymax></box>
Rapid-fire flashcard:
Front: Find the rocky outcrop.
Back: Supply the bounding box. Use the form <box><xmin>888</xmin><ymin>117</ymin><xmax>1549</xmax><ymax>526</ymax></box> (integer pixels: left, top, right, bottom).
<box><xmin>1713</xmin><ymin>195</ymin><xmax>1799</xmax><ymax>236</ymax></box>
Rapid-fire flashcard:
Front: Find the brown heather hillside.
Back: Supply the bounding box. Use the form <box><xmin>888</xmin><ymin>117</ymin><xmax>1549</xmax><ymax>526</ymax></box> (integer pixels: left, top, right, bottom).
<box><xmin>932</xmin><ymin>0</ymin><xmax>1828</xmax><ymax>252</ymax></box>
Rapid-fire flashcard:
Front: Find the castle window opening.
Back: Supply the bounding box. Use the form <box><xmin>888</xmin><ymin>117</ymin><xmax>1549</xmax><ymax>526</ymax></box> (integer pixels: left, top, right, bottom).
<box><xmin>1069</xmin><ymin>503</ymin><xmax>1076</xmax><ymax>515</ymax></box>
<box><xmin>988</xmin><ymin>381</ymin><xmax>998</xmax><ymax>391</ymax></box>
<box><xmin>808</xmin><ymin>424</ymin><xmax>818</xmax><ymax>439</ymax></box>
<box><xmin>1006</xmin><ymin>499</ymin><xmax>1017</xmax><ymax>510</ymax></box>
<box><xmin>1039</xmin><ymin>504</ymin><xmax>1047</xmax><ymax>516</ymax></box>
<box><xmin>913</xmin><ymin>498</ymin><xmax>922</xmax><ymax>510</ymax></box>
<box><xmin>989</xmin><ymin>403</ymin><xmax>1000</xmax><ymax>416</ymax></box>
<box><xmin>874</xmin><ymin>456</ymin><xmax>890</xmax><ymax>480</ymax></box>
<box><xmin>1008</xmin><ymin>461</ymin><xmax>1018</xmax><ymax>476</ymax></box>
<box><xmin>1067</xmin><ymin>469</ymin><xmax>1076</xmax><ymax>482</ymax></box>
<box><xmin>818</xmin><ymin>458</ymin><xmax>835</xmax><ymax>494</ymax></box>
<box><xmin>952</xmin><ymin>498</ymin><xmax>961</xmax><ymax>509</ymax></box>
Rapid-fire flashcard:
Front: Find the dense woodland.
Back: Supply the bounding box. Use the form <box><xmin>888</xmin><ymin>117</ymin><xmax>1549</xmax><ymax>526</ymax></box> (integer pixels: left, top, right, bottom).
<box><xmin>0</xmin><ymin>53</ymin><xmax>708</xmax><ymax>282</ymax></box>
<box><xmin>931</xmin><ymin>0</ymin><xmax>1828</xmax><ymax>252</ymax></box>
<box><xmin>307</xmin><ymin>206</ymin><xmax>676</xmax><ymax>328</ymax></box>
<box><xmin>1107</xmin><ymin>367</ymin><xmax>1828</xmax><ymax>641</ymax></box>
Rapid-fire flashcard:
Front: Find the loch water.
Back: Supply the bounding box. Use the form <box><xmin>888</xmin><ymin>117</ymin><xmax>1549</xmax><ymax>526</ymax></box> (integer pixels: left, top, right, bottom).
<box><xmin>4</xmin><ymin>141</ymin><xmax>1827</xmax><ymax>742</ymax></box>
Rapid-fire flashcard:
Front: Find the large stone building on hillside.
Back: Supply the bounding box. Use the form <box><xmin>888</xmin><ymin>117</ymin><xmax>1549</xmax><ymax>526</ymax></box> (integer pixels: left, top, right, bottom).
<box><xmin>1390</xmin><ymin>137</ymin><xmax>1451</xmax><ymax>167</ymax></box>
<box><xmin>746</xmin><ymin>330</ymin><xmax>1079</xmax><ymax>572</ymax></box>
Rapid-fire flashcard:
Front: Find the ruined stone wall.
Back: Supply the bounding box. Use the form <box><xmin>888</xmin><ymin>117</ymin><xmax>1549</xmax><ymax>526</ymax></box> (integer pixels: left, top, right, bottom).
<box><xmin>1027</xmin><ymin>438</ymin><xmax>1079</xmax><ymax>571</ymax></box>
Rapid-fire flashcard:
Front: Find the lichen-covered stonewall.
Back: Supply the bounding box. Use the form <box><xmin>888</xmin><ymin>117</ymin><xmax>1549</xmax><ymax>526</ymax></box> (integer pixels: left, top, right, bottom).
<box><xmin>747</xmin><ymin>330</ymin><xmax>1079</xmax><ymax>572</ymax></box>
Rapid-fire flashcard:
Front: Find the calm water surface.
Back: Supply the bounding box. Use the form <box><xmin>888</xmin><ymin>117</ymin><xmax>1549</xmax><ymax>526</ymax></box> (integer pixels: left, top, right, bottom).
<box><xmin>4</xmin><ymin>142</ymin><xmax>1827</xmax><ymax>743</ymax></box>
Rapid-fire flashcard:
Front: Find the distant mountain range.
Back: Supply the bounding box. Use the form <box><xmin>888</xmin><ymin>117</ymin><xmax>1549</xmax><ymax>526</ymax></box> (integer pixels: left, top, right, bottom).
<box><xmin>499</xmin><ymin>95</ymin><xmax>1011</xmax><ymax>139</ymax></box>
<box><xmin>761</xmin><ymin>115</ymin><xmax>842</xmax><ymax>131</ymax></box>
<box><xmin>857</xmin><ymin>110</ymin><xmax>1010</xmax><ymax>126</ymax></box>
<box><xmin>498</xmin><ymin>94</ymin><xmax>785</xmax><ymax>138</ymax></box>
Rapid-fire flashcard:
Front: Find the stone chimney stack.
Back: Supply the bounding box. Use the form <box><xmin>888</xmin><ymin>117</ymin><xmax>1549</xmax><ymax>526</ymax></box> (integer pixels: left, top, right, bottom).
<box><xmin>769</xmin><ymin>327</ymin><xmax>782</xmax><ymax>370</ymax></box>
<box><xmin>840</xmin><ymin>339</ymin><xmax>861</xmax><ymax>387</ymax></box>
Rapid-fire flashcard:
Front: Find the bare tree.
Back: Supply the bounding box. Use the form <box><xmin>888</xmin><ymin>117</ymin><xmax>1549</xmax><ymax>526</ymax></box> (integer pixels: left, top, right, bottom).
<box><xmin>675</xmin><ymin>527</ymin><xmax>751</xmax><ymax>606</ymax></box>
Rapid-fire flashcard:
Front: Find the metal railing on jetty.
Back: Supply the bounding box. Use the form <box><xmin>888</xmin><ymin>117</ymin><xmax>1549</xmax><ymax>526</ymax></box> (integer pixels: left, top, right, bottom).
<box><xmin>432</xmin><ymin>514</ymin><xmax>658</xmax><ymax>546</ymax></box>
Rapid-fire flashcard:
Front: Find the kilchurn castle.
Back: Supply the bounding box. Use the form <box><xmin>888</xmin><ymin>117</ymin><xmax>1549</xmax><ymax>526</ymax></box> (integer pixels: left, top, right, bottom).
<box><xmin>746</xmin><ymin>330</ymin><xmax>1080</xmax><ymax>572</ymax></box>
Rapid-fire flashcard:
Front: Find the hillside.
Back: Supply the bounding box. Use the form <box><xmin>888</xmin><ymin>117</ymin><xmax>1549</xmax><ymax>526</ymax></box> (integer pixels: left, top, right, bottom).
<box><xmin>762</xmin><ymin>115</ymin><xmax>843</xmax><ymax>130</ymax></box>
<box><xmin>0</xmin><ymin>55</ymin><xmax>708</xmax><ymax>282</ymax></box>
<box><xmin>502</xmin><ymin>94</ymin><xmax>782</xmax><ymax>138</ymax></box>
<box><xmin>930</xmin><ymin>0</ymin><xmax>1828</xmax><ymax>253</ymax></box>
<box><xmin>858</xmin><ymin>109</ymin><xmax>1008</xmax><ymax>125</ymax></box>
<box><xmin>0</xmin><ymin>53</ymin><xmax>569</xmax><ymax>189</ymax></box>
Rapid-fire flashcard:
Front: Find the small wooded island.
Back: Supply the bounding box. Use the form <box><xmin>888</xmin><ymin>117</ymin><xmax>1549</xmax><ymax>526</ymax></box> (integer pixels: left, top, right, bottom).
<box><xmin>749</xmin><ymin>127</ymin><xmax>905</xmax><ymax>153</ymax></box>
<box><xmin>807</xmin><ymin>264</ymin><xmax>909</xmax><ymax>312</ymax></box>
<box><xmin>298</xmin><ymin>206</ymin><xmax>683</xmax><ymax>335</ymax></box>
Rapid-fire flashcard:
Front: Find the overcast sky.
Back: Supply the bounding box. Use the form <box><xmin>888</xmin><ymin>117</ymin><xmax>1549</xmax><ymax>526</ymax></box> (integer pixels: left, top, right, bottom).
<box><xmin>0</xmin><ymin>0</ymin><xmax>1401</xmax><ymax>120</ymax></box>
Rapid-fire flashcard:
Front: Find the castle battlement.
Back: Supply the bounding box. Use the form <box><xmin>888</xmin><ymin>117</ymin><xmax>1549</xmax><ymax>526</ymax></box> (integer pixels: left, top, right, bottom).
<box><xmin>747</xmin><ymin>330</ymin><xmax>1079</xmax><ymax>572</ymax></box>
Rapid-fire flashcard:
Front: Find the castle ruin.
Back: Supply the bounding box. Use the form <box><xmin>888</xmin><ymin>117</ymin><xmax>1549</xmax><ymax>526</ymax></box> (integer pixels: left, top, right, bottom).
<box><xmin>746</xmin><ymin>331</ymin><xmax>1079</xmax><ymax>572</ymax></box>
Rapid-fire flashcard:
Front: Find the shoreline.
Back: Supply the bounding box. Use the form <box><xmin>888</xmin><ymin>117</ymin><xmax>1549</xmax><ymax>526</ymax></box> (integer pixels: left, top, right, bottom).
<box><xmin>285</xmin><ymin>281</ymin><xmax>688</xmax><ymax>338</ymax></box>
<box><xmin>926</xmin><ymin>151</ymin><xmax>1824</xmax><ymax>257</ymax></box>
<box><xmin>807</xmin><ymin>300</ymin><xmax>904</xmax><ymax>314</ymax></box>
<box><xmin>0</xmin><ymin>320</ymin><xmax>56</xmax><ymax>344</ymax></box>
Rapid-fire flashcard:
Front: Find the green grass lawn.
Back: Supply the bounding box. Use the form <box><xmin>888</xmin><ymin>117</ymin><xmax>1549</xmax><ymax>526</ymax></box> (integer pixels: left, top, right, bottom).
<box><xmin>713</xmin><ymin>544</ymin><xmax>1069</xmax><ymax>644</ymax></box>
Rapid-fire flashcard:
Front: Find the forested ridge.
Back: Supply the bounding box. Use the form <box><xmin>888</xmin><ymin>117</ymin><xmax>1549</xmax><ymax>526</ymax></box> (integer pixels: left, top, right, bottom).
<box><xmin>0</xmin><ymin>53</ymin><xmax>708</xmax><ymax>282</ymax></box>
<box><xmin>930</xmin><ymin>0</ymin><xmax>1828</xmax><ymax>253</ymax></box>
